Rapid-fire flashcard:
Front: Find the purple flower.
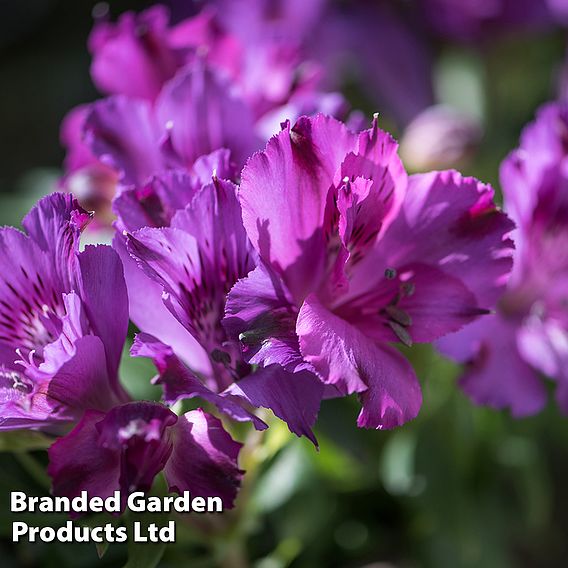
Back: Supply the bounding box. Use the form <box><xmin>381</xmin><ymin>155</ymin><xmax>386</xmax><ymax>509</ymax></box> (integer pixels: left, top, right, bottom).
<box><xmin>88</xmin><ymin>3</ymin><xmax>330</xmax><ymax>116</ymax></box>
<box><xmin>229</xmin><ymin>114</ymin><xmax>514</xmax><ymax>429</ymax></box>
<box><xmin>88</xmin><ymin>5</ymin><xmax>189</xmax><ymax>102</ymax></box>
<box><xmin>48</xmin><ymin>401</ymin><xmax>243</xmax><ymax>509</ymax></box>
<box><xmin>438</xmin><ymin>103</ymin><xmax>568</xmax><ymax>416</ymax></box>
<box><xmin>121</xmin><ymin>175</ymin><xmax>323</xmax><ymax>444</ymax></box>
<box><xmin>0</xmin><ymin>193</ymin><xmax>130</xmax><ymax>430</ymax></box>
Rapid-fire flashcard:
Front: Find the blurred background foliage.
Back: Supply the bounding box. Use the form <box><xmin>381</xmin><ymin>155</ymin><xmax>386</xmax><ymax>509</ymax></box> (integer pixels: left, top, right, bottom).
<box><xmin>1</xmin><ymin>1</ymin><xmax>568</xmax><ymax>567</ymax></box>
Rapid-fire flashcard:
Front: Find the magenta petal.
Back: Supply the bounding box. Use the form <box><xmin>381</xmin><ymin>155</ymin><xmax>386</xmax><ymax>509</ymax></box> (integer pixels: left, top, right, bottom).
<box><xmin>339</xmin><ymin>117</ymin><xmax>408</xmax><ymax>238</ymax></box>
<box><xmin>297</xmin><ymin>294</ymin><xmax>422</xmax><ymax>427</ymax></box>
<box><xmin>47</xmin><ymin>335</ymin><xmax>125</xmax><ymax>416</ymax></box>
<box><xmin>438</xmin><ymin>316</ymin><xmax>547</xmax><ymax>417</ymax></box>
<box><xmin>84</xmin><ymin>96</ymin><xmax>162</xmax><ymax>185</ymax></box>
<box><xmin>191</xmin><ymin>148</ymin><xmax>236</xmax><ymax>184</ymax></box>
<box><xmin>297</xmin><ymin>294</ymin><xmax>367</xmax><ymax>395</ymax></box>
<box><xmin>240</xmin><ymin>115</ymin><xmax>357</xmax><ymax>301</ymax></box>
<box><xmin>126</xmin><ymin>226</ymin><xmax>202</xmax><ymax>335</ymax></box>
<box><xmin>97</xmin><ymin>402</ymin><xmax>176</xmax><ymax>496</ymax></box>
<box><xmin>170</xmin><ymin>178</ymin><xmax>255</xmax><ymax>291</ymax></box>
<box><xmin>356</xmin><ymin>344</ymin><xmax>422</xmax><ymax>430</ymax></box>
<box><xmin>22</xmin><ymin>193</ymin><xmax>89</xmax><ymax>286</ymax></box>
<box><xmin>156</xmin><ymin>63</ymin><xmax>261</xmax><ymax>169</ymax></box>
<box><xmin>347</xmin><ymin>170</ymin><xmax>514</xmax><ymax>321</ymax></box>
<box><xmin>113</xmin><ymin>234</ymin><xmax>211</xmax><ymax>374</ymax></box>
<box><xmin>48</xmin><ymin>409</ymin><xmax>120</xmax><ymax>501</ymax></box>
<box><xmin>224</xmin><ymin>263</ymin><xmax>307</xmax><ymax>371</ymax></box>
<box><xmin>517</xmin><ymin>317</ymin><xmax>568</xmax><ymax>385</ymax></box>
<box><xmin>60</xmin><ymin>105</ymin><xmax>99</xmax><ymax>172</ymax></box>
<box><xmin>224</xmin><ymin>365</ymin><xmax>323</xmax><ymax>445</ymax></box>
<box><xmin>89</xmin><ymin>6</ymin><xmax>179</xmax><ymax>101</ymax></box>
<box><xmin>164</xmin><ymin>409</ymin><xmax>244</xmax><ymax>508</ymax></box>
<box><xmin>0</xmin><ymin>369</ymin><xmax>63</xmax><ymax>431</ymax></box>
<box><xmin>128</xmin><ymin>178</ymin><xmax>255</xmax><ymax>352</ymax></box>
<box><xmin>340</xmin><ymin>262</ymin><xmax>486</xmax><ymax>345</ymax></box>
<box><xmin>131</xmin><ymin>333</ymin><xmax>267</xmax><ymax>430</ymax></box>
<box><xmin>113</xmin><ymin>170</ymin><xmax>202</xmax><ymax>232</ymax></box>
<box><xmin>76</xmin><ymin>245</ymin><xmax>128</xmax><ymax>385</ymax></box>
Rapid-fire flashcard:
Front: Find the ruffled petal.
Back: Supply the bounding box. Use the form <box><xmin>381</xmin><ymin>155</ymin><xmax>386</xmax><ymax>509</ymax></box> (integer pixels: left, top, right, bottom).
<box><xmin>297</xmin><ymin>294</ymin><xmax>422</xmax><ymax>428</ymax></box>
<box><xmin>22</xmin><ymin>193</ymin><xmax>90</xmax><ymax>289</ymax></box>
<box><xmin>356</xmin><ymin>344</ymin><xmax>422</xmax><ymax>430</ymax></box>
<box><xmin>96</xmin><ymin>402</ymin><xmax>176</xmax><ymax>496</ymax></box>
<box><xmin>113</xmin><ymin>234</ymin><xmax>211</xmax><ymax>374</ymax></box>
<box><xmin>164</xmin><ymin>409</ymin><xmax>244</xmax><ymax>509</ymax></box>
<box><xmin>113</xmin><ymin>170</ymin><xmax>201</xmax><ymax>232</ymax></box>
<box><xmin>47</xmin><ymin>335</ymin><xmax>125</xmax><ymax>415</ymax></box>
<box><xmin>437</xmin><ymin>316</ymin><xmax>547</xmax><ymax>417</ymax></box>
<box><xmin>156</xmin><ymin>63</ymin><xmax>261</xmax><ymax>169</ymax></box>
<box><xmin>89</xmin><ymin>6</ymin><xmax>179</xmax><ymax>101</ymax></box>
<box><xmin>113</xmin><ymin>148</ymin><xmax>236</xmax><ymax>233</ymax></box>
<box><xmin>48</xmin><ymin>409</ymin><xmax>120</xmax><ymax>501</ymax></box>
<box><xmin>335</xmin><ymin>262</ymin><xmax>485</xmax><ymax>345</ymax></box>
<box><xmin>224</xmin><ymin>263</ymin><xmax>307</xmax><ymax>371</ymax></box>
<box><xmin>131</xmin><ymin>333</ymin><xmax>267</xmax><ymax>430</ymax></box>
<box><xmin>128</xmin><ymin>178</ymin><xmax>255</xmax><ymax>368</ymax></box>
<box><xmin>84</xmin><ymin>96</ymin><xmax>162</xmax><ymax>185</ymax></box>
<box><xmin>224</xmin><ymin>365</ymin><xmax>323</xmax><ymax>445</ymax></box>
<box><xmin>340</xmin><ymin>171</ymin><xmax>514</xmax><ymax>341</ymax></box>
<box><xmin>239</xmin><ymin>115</ymin><xmax>357</xmax><ymax>301</ymax></box>
<box><xmin>339</xmin><ymin>116</ymin><xmax>408</xmax><ymax>241</ymax></box>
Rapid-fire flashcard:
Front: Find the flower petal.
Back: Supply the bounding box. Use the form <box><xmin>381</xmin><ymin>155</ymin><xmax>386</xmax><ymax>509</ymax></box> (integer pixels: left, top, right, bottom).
<box><xmin>156</xmin><ymin>63</ymin><xmax>261</xmax><ymax>169</ymax></box>
<box><xmin>84</xmin><ymin>96</ymin><xmax>162</xmax><ymax>185</ymax></box>
<box><xmin>297</xmin><ymin>294</ymin><xmax>422</xmax><ymax>427</ymax></box>
<box><xmin>343</xmin><ymin>170</ymin><xmax>514</xmax><ymax>337</ymax></box>
<box><xmin>96</xmin><ymin>402</ymin><xmax>176</xmax><ymax>496</ymax></box>
<box><xmin>131</xmin><ymin>333</ymin><xmax>267</xmax><ymax>430</ymax></box>
<box><xmin>47</xmin><ymin>335</ymin><xmax>126</xmax><ymax>415</ymax></box>
<box><xmin>89</xmin><ymin>6</ymin><xmax>179</xmax><ymax>101</ymax></box>
<box><xmin>113</xmin><ymin>233</ymin><xmax>211</xmax><ymax>374</ymax></box>
<box><xmin>164</xmin><ymin>409</ymin><xmax>244</xmax><ymax>509</ymax></box>
<box><xmin>48</xmin><ymin>409</ymin><xmax>120</xmax><ymax>501</ymax></box>
<box><xmin>224</xmin><ymin>365</ymin><xmax>323</xmax><ymax>445</ymax></box>
<box><xmin>239</xmin><ymin>115</ymin><xmax>357</xmax><ymax>301</ymax></box>
<box><xmin>224</xmin><ymin>263</ymin><xmax>307</xmax><ymax>371</ymax></box>
<box><xmin>76</xmin><ymin>245</ymin><xmax>128</xmax><ymax>386</ymax></box>
<box><xmin>437</xmin><ymin>315</ymin><xmax>547</xmax><ymax>417</ymax></box>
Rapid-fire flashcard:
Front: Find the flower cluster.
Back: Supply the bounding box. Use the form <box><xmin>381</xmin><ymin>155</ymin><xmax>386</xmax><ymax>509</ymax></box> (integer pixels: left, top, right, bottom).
<box><xmin>11</xmin><ymin>0</ymin><xmax>568</xmax><ymax>515</ymax></box>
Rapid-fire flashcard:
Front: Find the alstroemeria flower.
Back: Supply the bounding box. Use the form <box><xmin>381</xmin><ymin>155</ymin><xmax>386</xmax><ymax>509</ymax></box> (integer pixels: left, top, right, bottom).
<box><xmin>88</xmin><ymin>3</ymin><xmax>329</xmax><ymax>116</ymax></box>
<box><xmin>0</xmin><ymin>193</ymin><xmax>130</xmax><ymax>430</ymax></box>
<box><xmin>122</xmin><ymin>176</ymin><xmax>323</xmax><ymax>444</ymax></box>
<box><xmin>48</xmin><ymin>401</ymin><xmax>243</xmax><ymax>509</ymax></box>
<box><xmin>438</xmin><ymin>102</ymin><xmax>568</xmax><ymax>416</ymax></box>
<box><xmin>63</xmin><ymin>62</ymin><xmax>261</xmax><ymax>192</ymax></box>
<box><xmin>60</xmin><ymin>64</ymin><xmax>260</xmax><ymax>229</ymax></box>
<box><xmin>227</xmin><ymin>114</ymin><xmax>514</xmax><ymax>429</ymax></box>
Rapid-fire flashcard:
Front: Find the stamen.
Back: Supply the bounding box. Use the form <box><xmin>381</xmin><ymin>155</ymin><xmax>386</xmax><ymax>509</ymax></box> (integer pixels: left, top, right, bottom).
<box><xmin>385</xmin><ymin>305</ymin><xmax>412</xmax><ymax>327</ymax></box>
<box><xmin>384</xmin><ymin>268</ymin><xmax>397</xmax><ymax>280</ymax></box>
<box><xmin>388</xmin><ymin>321</ymin><xmax>413</xmax><ymax>347</ymax></box>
